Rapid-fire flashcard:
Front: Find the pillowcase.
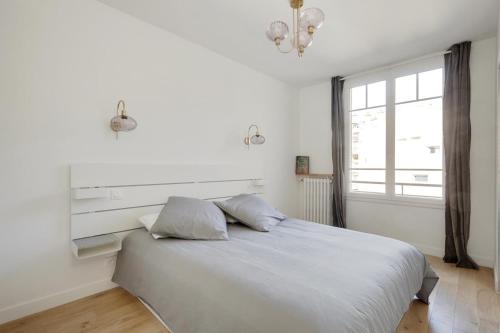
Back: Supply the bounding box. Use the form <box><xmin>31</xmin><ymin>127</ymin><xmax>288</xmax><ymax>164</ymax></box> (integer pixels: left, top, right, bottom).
<box><xmin>212</xmin><ymin>199</ymin><xmax>239</xmax><ymax>223</ymax></box>
<box><xmin>137</xmin><ymin>213</ymin><xmax>165</xmax><ymax>239</ymax></box>
<box><xmin>151</xmin><ymin>196</ymin><xmax>229</xmax><ymax>240</ymax></box>
<box><xmin>138</xmin><ymin>213</ymin><xmax>159</xmax><ymax>232</ymax></box>
<box><xmin>221</xmin><ymin>212</ymin><xmax>239</xmax><ymax>223</ymax></box>
<box><xmin>214</xmin><ymin>194</ymin><xmax>286</xmax><ymax>232</ymax></box>
<box><xmin>225</xmin><ymin>214</ymin><xmax>239</xmax><ymax>223</ymax></box>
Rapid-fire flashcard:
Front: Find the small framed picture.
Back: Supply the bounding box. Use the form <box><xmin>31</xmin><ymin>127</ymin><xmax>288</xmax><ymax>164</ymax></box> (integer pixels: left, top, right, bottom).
<box><xmin>296</xmin><ymin>156</ymin><xmax>310</xmax><ymax>175</ymax></box>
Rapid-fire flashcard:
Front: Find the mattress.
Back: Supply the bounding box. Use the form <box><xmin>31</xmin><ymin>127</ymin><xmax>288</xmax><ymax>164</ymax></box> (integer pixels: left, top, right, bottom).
<box><xmin>112</xmin><ymin>218</ymin><xmax>438</xmax><ymax>333</ymax></box>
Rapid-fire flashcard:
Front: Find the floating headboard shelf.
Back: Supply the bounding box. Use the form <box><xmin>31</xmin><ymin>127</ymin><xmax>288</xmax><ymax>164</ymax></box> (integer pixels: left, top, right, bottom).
<box><xmin>71</xmin><ymin>234</ymin><xmax>121</xmax><ymax>259</ymax></box>
<box><xmin>70</xmin><ymin>163</ymin><xmax>264</xmax><ymax>258</ymax></box>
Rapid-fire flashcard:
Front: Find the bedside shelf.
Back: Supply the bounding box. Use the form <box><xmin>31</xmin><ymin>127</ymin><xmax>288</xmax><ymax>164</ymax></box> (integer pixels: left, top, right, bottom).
<box><xmin>71</xmin><ymin>234</ymin><xmax>121</xmax><ymax>259</ymax></box>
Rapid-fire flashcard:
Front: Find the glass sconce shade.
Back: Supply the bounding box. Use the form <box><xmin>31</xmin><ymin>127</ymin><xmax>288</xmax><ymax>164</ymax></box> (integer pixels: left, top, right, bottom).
<box><xmin>300</xmin><ymin>8</ymin><xmax>325</xmax><ymax>30</ymax></box>
<box><xmin>244</xmin><ymin>124</ymin><xmax>265</xmax><ymax>148</ymax></box>
<box><xmin>110</xmin><ymin>100</ymin><xmax>137</xmax><ymax>137</ymax></box>
<box><xmin>110</xmin><ymin>115</ymin><xmax>137</xmax><ymax>132</ymax></box>
<box><xmin>250</xmin><ymin>134</ymin><xmax>265</xmax><ymax>145</ymax></box>
<box><xmin>266</xmin><ymin>21</ymin><xmax>289</xmax><ymax>42</ymax></box>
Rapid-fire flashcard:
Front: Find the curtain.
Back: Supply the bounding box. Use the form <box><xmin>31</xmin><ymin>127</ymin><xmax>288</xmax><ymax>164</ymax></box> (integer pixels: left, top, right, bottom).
<box><xmin>331</xmin><ymin>76</ymin><xmax>346</xmax><ymax>228</ymax></box>
<box><xmin>442</xmin><ymin>41</ymin><xmax>478</xmax><ymax>269</ymax></box>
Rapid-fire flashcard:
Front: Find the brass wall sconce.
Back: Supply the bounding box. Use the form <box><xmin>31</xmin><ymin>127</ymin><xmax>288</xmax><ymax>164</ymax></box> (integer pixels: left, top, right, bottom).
<box><xmin>110</xmin><ymin>100</ymin><xmax>137</xmax><ymax>138</ymax></box>
<box><xmin>244</xmin><ymin>124</ymin><xmax>265</xmax><ymax>149</ymax></box>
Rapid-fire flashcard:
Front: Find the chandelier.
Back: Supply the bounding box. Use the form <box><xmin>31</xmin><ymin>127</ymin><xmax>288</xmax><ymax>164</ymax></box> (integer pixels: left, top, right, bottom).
<box><xmin>266</xmin><ymin>0</ymin><xmax>325</xmax><ymax>58</ymax></box>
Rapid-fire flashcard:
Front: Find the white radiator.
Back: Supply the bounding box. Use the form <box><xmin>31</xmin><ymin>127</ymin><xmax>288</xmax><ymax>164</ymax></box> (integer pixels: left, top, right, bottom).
<box><xmin>302</xmin><ymin>177</ymin><xmax>333</xmax><ymax>225</ymax></box>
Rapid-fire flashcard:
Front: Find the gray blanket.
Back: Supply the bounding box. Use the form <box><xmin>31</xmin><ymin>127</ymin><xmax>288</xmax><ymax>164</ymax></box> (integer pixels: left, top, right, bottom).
<box><xmin>113</xmin><ymin>219</ymin><xmax>438</xmax><ymax>333</ymax></box>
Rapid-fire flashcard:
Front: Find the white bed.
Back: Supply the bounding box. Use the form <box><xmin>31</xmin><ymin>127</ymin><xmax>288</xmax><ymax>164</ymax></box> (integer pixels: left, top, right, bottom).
<box><xmin>70</xmin><ymin>163</ymin><xmax>438</xmax><ymax>333</ymax></box>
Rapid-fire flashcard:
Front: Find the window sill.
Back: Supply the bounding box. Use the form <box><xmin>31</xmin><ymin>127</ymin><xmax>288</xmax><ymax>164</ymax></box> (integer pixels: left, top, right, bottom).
<box><xmin>346</xmin><ymin>193</ymin><xmax>444</xmax><ymax>210</ymax></box>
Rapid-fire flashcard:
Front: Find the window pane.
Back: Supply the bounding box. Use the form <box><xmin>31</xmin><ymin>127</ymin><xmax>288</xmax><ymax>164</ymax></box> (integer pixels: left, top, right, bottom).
<box><xmin>419</xmin><ymin>69</ymin><xmax>443</xmax><ymax>99</ymax></box>
<box><xmin>351</xmin><ymin>170</ymin><xmax>385</xmax><ymax>183</ymax></box>
<box><xmin>352</xmin><ymin>183</ymin><xmax>385</xmax><ymax>194</ymax></box>
<box><xmin>395</xmin><ymin>74</ymin><xmax>417</xmax><ymax>103</ymax></box>
<box><xmin>395</xmin><ymin>98</ymin><xmax>442</xmax><ymax>169</ymax></box>
<box><xmin>351</xmin><ymin>85</ymin><xmax>366</xmax><ymax>110</ymax></box>
<box><xmin>351</xmin><ymin>107</ymin><xmax>386</xmax><ymax>168</ymax></box>
<box><xmin>395</xmin><ymin>185</ymin><xmax>442</xmax><ymax>197</ymax></box>
<box><xmin>367</xmin><ymin>81</ymin><xmax>386</xmax><ymax>107</ymax></box>
<box><xmin>395</xmin><ymin>170</ymin><xmax>442</xmax><ymax>185</ymax></box>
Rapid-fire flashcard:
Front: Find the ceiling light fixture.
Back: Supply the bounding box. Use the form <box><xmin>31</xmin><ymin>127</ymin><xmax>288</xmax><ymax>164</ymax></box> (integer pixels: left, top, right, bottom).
<box><xmin>266</xmin><ymin>0</ymin><xmax>324</xmax><ymax>58</ymax></box>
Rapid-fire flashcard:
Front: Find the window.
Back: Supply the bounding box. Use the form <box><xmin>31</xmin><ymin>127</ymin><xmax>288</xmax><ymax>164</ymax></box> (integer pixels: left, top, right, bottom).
<box><xmin>346</xmin><ymin>61</ymin><xmax>444</xmax><ymax>202</ymax></box>
<box><xmin>350</xmin><ymin>82</ymin><xmax>386</xmax><ymax>194</ymax></box>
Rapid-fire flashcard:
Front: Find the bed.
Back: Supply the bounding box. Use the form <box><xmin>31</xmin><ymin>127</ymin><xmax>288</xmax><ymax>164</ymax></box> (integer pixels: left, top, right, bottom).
<box><xmin>112</xmin><ymin>218</ymin><xmax>438</xmax><ymax>333</ymax></box>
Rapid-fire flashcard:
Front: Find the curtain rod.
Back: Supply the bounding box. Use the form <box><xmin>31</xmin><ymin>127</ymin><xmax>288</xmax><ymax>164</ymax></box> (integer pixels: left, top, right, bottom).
<box><xmin>340</xmin><ymin>50</ymin><xmax>451</xmax><ymax>81</ymax></box>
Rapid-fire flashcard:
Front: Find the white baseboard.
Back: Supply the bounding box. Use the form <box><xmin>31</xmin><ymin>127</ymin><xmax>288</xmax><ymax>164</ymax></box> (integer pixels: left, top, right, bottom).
<box><xmin>0</xmin><ymin>279</ymin><xmax>116</xmax><ymax>325</ymax></box>
<box><xmin>411</xmin><ymin>242</ymin><xmax>494</xmax><ymax>268</ymax></box>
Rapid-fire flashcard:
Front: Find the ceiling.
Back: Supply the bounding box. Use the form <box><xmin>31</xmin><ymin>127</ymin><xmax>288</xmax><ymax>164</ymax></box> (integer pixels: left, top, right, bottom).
<box><xmin>99</xmin><ymin>0</ymin><xmax>498</xmax><ymax>87</ymax></box>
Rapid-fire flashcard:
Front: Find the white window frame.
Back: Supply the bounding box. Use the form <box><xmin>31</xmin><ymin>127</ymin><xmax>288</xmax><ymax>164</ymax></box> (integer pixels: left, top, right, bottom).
<box><xmin>344</xmin><ymin>57</ymin><xmax>445</xmax><ymax>209</ymax></box>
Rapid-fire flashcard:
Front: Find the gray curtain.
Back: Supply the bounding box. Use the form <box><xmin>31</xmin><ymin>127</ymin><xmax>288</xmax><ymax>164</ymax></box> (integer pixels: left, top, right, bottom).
<box><xmin>331</xmin><ymin>76</ymin><xmax>346</xmax><ymax>228</ymax></box>
<box><xmin>443</xmin><ymin>41</ymin><xmax>478</xmax><ymax>269</ymax></box>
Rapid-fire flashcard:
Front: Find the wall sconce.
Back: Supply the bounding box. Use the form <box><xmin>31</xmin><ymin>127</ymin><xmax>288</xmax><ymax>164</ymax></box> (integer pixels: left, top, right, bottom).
<box><xmin>110</xmin><ymin>100</ymin><xmax>137</xmax><ymax>138</ymax></box>
<box><xmin>244</xmin><ymin>124</ymin><xmax>265</xmax><ymax>149</ymax></box>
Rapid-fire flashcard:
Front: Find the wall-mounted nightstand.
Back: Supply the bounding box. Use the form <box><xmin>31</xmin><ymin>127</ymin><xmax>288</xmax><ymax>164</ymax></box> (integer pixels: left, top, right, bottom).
<box><xmin>71</xmin><ymin>234</ymin><xmax>121</xmax><ymax>259</ymax></box>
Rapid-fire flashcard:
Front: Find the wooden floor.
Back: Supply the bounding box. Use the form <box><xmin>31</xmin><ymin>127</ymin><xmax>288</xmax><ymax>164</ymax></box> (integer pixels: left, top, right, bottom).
<box><xmin>395</xmin><ymin>256</ymin><xmax>500</xmax><ymax>333</ymax></box>
<box><xmin>1</xmin><ymin>256</ymin><xmax>498</xmax><ymax>333</ymax></box>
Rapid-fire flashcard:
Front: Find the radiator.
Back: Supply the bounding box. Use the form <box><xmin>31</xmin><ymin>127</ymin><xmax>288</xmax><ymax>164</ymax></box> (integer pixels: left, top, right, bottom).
<box><xmin>302</xmin><ymin>177</ymin><xmax>333</xmax><ymax>225</ymax></box>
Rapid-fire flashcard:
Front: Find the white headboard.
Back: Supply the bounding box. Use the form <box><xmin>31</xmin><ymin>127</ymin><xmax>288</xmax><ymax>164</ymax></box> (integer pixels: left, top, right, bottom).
<box><xmin>70</xmin><ymin>164</ymin><xmax>264</xmax><ymax>241</ymax></box>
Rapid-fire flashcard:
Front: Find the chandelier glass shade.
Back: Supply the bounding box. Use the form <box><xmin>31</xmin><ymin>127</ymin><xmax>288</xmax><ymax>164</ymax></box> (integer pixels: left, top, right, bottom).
<box><xmin>266</xmin><ymin>1</ymin><xmax>324</xmax><ymax>57</ymax></box>
<box><xmin>266</xmin><ymin>21</ymin><xmax>289</xmax><ymax>45</ymax></box>
<box><xmin>300</xmin><ymin>8</ymin><xmax>325</xmax><ymax>31</ymax></box>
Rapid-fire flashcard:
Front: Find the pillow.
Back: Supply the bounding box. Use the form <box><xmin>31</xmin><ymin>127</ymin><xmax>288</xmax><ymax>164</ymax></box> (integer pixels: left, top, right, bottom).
<box><xmin>223</xmin><ymin>213</ymin><xmax>239</xmax><ymax>223</ymax></box>
<box><xmin>214</xmin><ymin>194</ymin><xmax>286</xmax><ymax>232</ymax></box>
<box><xmin>225</xmin><ymin>214</ymin><xmax>239</xmax><ymax>223</ymax></box>
<box><xmin>138</xmin><ymin>213</ymin><xmax>159</xmax><ymax>232</ymax></box>
<box><xmin>212</xmin><ymin>199</ymin><xmax>239</xmax><ymax>223</ymax></box>
<box><xmin>151</xmin><ymin>196</ymin><xmax>229</xmax><ymax>240</ymax></box>
<box><xmin>137</xmin><ymin>213</ymin><xmax>165</xmax><ymax>239</ymax></box>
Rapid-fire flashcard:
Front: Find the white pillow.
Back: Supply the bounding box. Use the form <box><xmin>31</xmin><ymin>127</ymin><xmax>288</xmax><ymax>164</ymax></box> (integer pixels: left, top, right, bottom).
<box><xmin>138</xmin><ymin>213</ymin><xmax>165</xmax><ymax>239</ymax></box>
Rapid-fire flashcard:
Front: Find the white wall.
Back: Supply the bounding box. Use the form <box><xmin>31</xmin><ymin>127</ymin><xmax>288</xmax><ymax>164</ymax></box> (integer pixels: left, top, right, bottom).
<box><xmin>469</xmin><ymin>36</ymin><xmax>498</xmax><ymax>268</ymax></box>
<box><xmin>299</xmin><ymin>37</ymin><xmax>497</xmax><ymax>268</ymax></box>
<box><xmin>0</xmin><ymin>0</ymin><xmax>300</xmax><ymax>323</ymax></box>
